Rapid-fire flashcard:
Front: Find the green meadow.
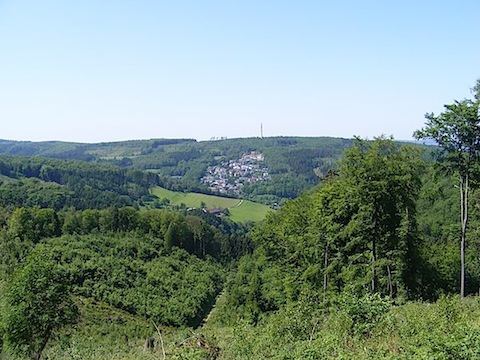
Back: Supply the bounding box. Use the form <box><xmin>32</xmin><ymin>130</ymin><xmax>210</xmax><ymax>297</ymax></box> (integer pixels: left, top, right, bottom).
<box><xmin>150</xmin><ymin>187</ymin><xmax>272</xmax><ymax>223</ymax></box>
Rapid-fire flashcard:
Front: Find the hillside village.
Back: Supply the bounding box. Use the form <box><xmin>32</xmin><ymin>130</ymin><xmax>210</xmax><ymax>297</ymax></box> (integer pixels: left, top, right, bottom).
<box><xmin>201</xmin><ymin>151</ymin><xmax>270</xmax><ymax>196</ymax></box>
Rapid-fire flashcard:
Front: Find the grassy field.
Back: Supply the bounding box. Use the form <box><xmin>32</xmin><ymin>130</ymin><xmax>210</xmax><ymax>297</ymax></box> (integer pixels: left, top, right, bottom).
<box><xmin>150</xmin><ymin>187</ymin><xmax>272</xmax><ymax>223</ymax></box>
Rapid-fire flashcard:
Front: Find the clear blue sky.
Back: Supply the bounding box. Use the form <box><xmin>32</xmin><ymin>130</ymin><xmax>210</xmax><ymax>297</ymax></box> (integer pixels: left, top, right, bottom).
<box><xmin>0</xmin><ymin>1</ymin><xmax>479</xmax><ymax>142</ymax></box>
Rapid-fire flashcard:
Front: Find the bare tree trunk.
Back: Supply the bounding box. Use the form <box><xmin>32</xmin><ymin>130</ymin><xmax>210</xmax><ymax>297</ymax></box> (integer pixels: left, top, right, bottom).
<box><xmin>323</xmin><ymin>242</ymin><xmax>328</xmax><ymax>302</ymax></box>
<box><xmin>460</xmin><ymin>175</ymin><xmax>469</xmax><ymax>298</ymax></box>
<box><xmin>152</xmin><ymin>321</ymin><xmax>166</xmax><ymax>360</ymax></box>
<box><xmin>31</xmin><ymin>330</ymin><xmax>51</xmax><ymax>360</ymax></box>
<box><xmin>387</xmin><ymin>264</ymin><xmax>393</xmax><ymax>298</ymax></box>
<box><xmin>143</xmin><ymin>337</ymin><xmax>155</xmax><ymax>352</ymax></box>
<box><xmin>371</xmin><ymin>237</ymin><xmax>376</xmax><ymax>292</ymax></box>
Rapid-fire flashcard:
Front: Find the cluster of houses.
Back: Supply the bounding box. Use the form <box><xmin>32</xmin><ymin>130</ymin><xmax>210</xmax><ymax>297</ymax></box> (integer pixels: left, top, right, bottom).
<box><xmin>201</xmin><ymin>151</ymin><xmax>270</xmax><ymax>195</ymax></box>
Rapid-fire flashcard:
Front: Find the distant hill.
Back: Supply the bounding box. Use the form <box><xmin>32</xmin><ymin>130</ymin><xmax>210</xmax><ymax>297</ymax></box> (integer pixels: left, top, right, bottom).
<box><xmin>0</xmin><ymin>138</ymin><xmax>196</xmax><ymax>161</ymax></box>
<box><xmin>0</xmin><ymin>137</ymin><xmax>354</xmax><ymax>205</ymax></box>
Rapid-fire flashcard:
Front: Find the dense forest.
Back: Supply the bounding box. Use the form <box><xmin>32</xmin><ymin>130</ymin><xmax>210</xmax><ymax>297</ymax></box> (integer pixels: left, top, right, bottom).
<box><xmin>0</xmin><ymin>81</ymin><xmax>480</xmax><ymax>359</ymax></box>
<box><xmin>0</xmin><ymin>156</ymin><xmax>159</xmax><ymax>209</ymax></box>
<box><xmin>0</xmin><ymin>206</ymin><xmax>251</xmax><ymax>359</ymax></box>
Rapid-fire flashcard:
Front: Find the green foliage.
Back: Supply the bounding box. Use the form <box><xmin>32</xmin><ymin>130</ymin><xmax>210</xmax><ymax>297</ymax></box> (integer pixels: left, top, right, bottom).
<box><xmin>412</xmin><ymin>166</ymin><xmax>480</xmax><ymax>299</ymax></box>
<box><xmin>0</xmin><ymin>137</ymin><xmax>357</xmax><ymax>205</ymax></box>
<box><xmin>0</xmin><ymin>207</ymin><xmax>251</xmax><ymax>278</ymax></box>
<box><xmin>42</xmin><ymin>298</ymin><xmax>158</xmax><ymax>360</ymax></box>
<box><xmin>337</xmin><ymin>137</ymin><xmax>422</xmax><ymax>297</ymax></box>
<box><xmin>0</xmin><ymin>208</ymin><xmax>60</xmax><ymax>278</ymax></box>
<box><xmin>0</xmin><ymin>156</ymin><xmax>159</xmax><ymax>210</ymax></box>
<box><xmin>0</xmin><ymin>178</ymin><xmax>71</xmax><ymax>210</ymax></box>
<box><xmin>34</xmin><ymin>297</ymin><xmax>215</xmax><ymax>360</ymax></box>
<box><xmin>212</xmin><ymin>295</ymin><xmax>480</xmax><ymax>360</ymax></box>
<box><xmin>225</xmin><ymin>138</ymin><xmax>423</xmax><ymax>321</ymax></box>
<box><xmin>8</xmin><ymin>208</ymin><xmax>60</xmax><ymax>243</ymax></box>
<box><xmin>2</xmin><ymin>248</ymin><xmax>78</xmax><ymax>359</ymax></box>
<box><xmin>336</xmin><ymin>292</ymin><xmax>391</xmax><ymax>336</ymax></box>
<box><xmin>0</xmin><ymin>205</ymin><xmax>242</xmax><ymax>356</ymax></box>
<box><xmin>414</xmin><ymin>83</ymin><xmax>480</xmax><ymax>297</ymax></box>
<box><xmin>44</xmin><ymin>234</ymin><xmax>224</xmax><ymax>327</ymax></box>
<box><xmin>414</xmin><ymin>96</ymin><xmax>480</xmax><ymax>179</ymax></box>
<box><xmin>119</xmin><ymin>137</ymin><xmax>354</xmax><ymax>204</ymax></box>
<box><xmin>4</xmin><ymin>123</ymin><xmax>480</xmax><ymax>359</ymax></box>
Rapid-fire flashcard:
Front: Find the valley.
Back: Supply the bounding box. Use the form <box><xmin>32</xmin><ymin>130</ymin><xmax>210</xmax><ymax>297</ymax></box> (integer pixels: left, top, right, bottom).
<box><xmin>2</xmin><ymin>2</ymin><xmax>478</xmax><ymax>358</ymax></box>
<box><xmin>0</xmin><ymin>136</ymin><xmax>353</xmax><ymax>206</ymax></box>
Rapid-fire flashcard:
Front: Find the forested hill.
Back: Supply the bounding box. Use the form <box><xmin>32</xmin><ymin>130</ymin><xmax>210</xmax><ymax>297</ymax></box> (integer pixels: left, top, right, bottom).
<box><xmin>0</xmin><ymin>137</ymin><xmax>355</xmax><ymax>204</ymax></box>
<box><xmin>1</xmin><ymin>136</ymin><xmax>477</xmax><ymax>360</ymax></box>
<box><xmin>0</xmin><ymin>156</ymin><xmax>159</xmax><ymax>209</ymax></box>
<box><xmin>0</xmin><ymin>138</ymin><xmax>196</xmax><ymax>161</ymax></box>
<box><xmin>0</xmin><ymin>137</ymin><xmax>428</xmax><ymax>209</ymax></box>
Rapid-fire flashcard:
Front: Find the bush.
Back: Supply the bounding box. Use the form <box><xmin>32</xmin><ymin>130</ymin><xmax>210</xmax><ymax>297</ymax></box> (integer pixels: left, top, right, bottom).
<box><xmin>337</xmin><ymin>292</ymin><xmax>392</xmax><ymax>336</ymax></box>
<box><xmin>214</xmin><ymin>294</ymin><xmax>480</xmax><ymax>359</ymax></box>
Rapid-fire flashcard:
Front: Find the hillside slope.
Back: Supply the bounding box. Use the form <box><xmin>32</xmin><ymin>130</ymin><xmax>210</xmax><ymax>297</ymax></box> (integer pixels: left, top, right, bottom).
<box><xmin>0</xmin><ymin>155</ymin><xmax>159</xmax><ymax>209</ymax></box>
<box><xmin>0</xmin><ymin>137</ymin><xmax>354</xmax><ymax>205</ymax></box>
<box><xmin>151</xmin><ymin>186</ymin><xmax>272</xmax><ymax>223</ymax></box>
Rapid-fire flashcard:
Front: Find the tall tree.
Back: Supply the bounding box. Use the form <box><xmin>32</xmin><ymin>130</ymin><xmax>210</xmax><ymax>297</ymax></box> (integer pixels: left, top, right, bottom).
<box><xmin>244</xmin><ymin>137</ymin><xmax>422</xmax><ymax>306</ymax></box>
<box><xmin>414</xmin><ymin>80</ymin><xmax>480</xmax><ymax>297</ymax></box>
<box><xmin>2</xmin><ymin>247</ymin><xmax>78</xmax><ymax>360</ymax></box>
<box><xmin>339</xmin><ymin>138</ymin><xmax>422</xmax><ymax>297</ymax></box>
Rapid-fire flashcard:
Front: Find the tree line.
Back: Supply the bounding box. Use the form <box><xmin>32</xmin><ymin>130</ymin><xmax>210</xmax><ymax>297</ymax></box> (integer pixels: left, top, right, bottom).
<box><xmin>224</xmin><ymin>80</ymin><xmax>480</xmax><ymax>323</ymax></box>
<box><xmin>0</xmin><ymin>156</ymin><xmax>160</xmax><ymax>209</ymax></box>
<box><xmin>0</xmin><ymin>206</ymin><xmax>251</xmax><ymax>277</ymax></box>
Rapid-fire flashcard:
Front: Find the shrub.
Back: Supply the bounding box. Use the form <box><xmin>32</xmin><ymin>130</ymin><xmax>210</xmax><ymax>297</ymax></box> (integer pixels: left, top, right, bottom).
<box><xmin>337</xmin><ymin>292</ymin><xmax>392</xmax><ymax>336</ymax></box>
